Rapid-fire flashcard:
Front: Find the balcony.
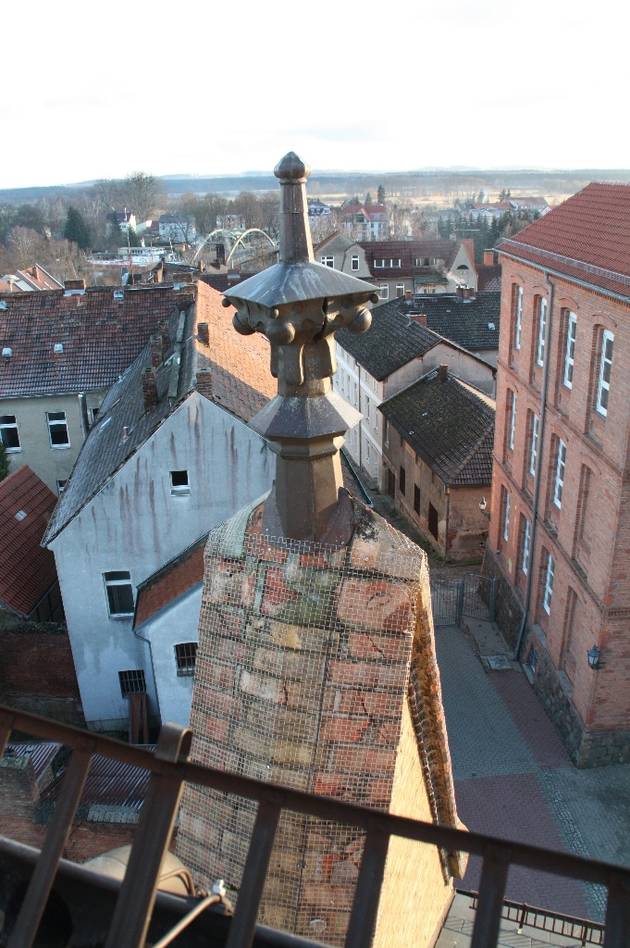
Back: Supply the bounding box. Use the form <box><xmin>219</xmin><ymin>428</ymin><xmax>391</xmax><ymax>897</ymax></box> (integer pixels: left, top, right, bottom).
<box><xmin>0</xmin><ymin>704</ymin><xmax>628</xmax><ymax>947</ymax></box>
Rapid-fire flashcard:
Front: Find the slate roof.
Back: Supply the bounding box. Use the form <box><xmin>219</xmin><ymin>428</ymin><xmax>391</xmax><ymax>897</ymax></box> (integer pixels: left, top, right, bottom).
<box><xmin>43</xmin><ymin>282</ymin><xmax>275</xmax><ymax>544</ymax></box>
<box><xmin>379</xmin><ymin>369</ymin><xmax>495</xmax><ymax>486</ymax></box>
<box><xmin>499</xmin><ymin>182</ymin><xmax>630</xmax><ymax>299</ymax></box>
<box><xmin>0</xmin><ymin>285</ymin><xmax>190</xmax><ymax>398</ymax></box>
<box><xmin>336</xmin><ymin>302</ymin><xmax>442</xmax><ymax>380</ymax></box>
<box><xmin>0</xmin><ymin>466</ymin><xmax>58</xmax><ymax>616</ymax></box>
<box><xmin>404</xmin><ymin>292</ymin><xmax>501</xmax><ymax>351</ymax></box>
<box><xmin>134</xmin><ymin>534</ymin><xmax>206</xmax><ymax>629</ymax></box>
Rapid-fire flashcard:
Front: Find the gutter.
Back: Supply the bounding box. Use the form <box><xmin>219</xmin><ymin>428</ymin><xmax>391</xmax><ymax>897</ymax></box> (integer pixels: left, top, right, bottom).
<box><xmin>498</xmin><ymin>248</ymin><xmax>630</xmax><ymax>307</ymax></box>
<box><xmin>513</xmin><ymin>272</ymin><xmax>555</xmax><ymax>661</ymax></box>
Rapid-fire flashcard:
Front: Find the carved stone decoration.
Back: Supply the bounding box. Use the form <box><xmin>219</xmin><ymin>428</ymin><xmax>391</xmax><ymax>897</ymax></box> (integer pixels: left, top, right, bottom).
<box><xmin>223</xmin><ymin>153</ymin><xmax>377</xmax><ymax>541</ymax></box>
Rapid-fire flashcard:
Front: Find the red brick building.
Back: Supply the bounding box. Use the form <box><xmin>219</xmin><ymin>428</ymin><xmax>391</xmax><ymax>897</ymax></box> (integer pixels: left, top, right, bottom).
<box><xmin>486</xmin><ymin>183</ymin><xmax>630</xmax><ymax>766</ymax></box>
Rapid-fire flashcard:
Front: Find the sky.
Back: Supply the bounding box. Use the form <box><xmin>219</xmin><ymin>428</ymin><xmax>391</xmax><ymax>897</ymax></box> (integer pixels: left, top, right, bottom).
<box><xmin>2</xmin><ymin>0</ymin><xmax>630</xmax><ymax>189</ymax></box>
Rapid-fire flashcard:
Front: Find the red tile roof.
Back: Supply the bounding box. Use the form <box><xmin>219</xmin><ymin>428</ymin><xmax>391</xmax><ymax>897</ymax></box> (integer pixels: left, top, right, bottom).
<box><xmin>0</xmin><ymin>466</ymin><xmax>58</xmax><ymax>616</ymax></box>
<box><xmin>134</xmin><ymin>536</ymin><xmax>205</xmax><ymax>628</ymax></box>
<box><xmin>0</xmin><ymin>285</ymin><xmax>193</xmax><ymax>397</ymax></box>
<box><xmin>499</xmin><ymin>183</ymin><xmax>630</xmax><ymax>298</ymax></box>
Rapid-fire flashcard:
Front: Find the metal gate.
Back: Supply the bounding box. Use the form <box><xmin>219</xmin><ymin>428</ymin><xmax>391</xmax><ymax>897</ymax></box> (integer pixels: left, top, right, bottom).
<box><xmin>431</xmin><ymin>573</ymin><xmax>495</xmax><ymax>627</ymax></box>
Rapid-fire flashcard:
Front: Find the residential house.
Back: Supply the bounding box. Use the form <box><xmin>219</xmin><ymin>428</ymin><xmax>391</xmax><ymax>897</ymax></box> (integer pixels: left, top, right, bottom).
<box><xmin>317</xmin><ymin>235</ymin><xmax>478</xmax><ymax>299</ymax></box>
<box><xmin>158</xmin><ymin>214</ymin><xmax>197</xmax><ymax>244</ymax></box>
<box><xmin>470</xmin><ymin>201</ymin><xmax>512</xmax><ymax>222</ymax></box>
<box><xmin>335</xmin><ymin>301</ymin><xmax>495</xmax><ymax>488</ymax></box>
<box><xmin>307</xmin><ymin>198</ymin><xmax>331</xmax><ymax>218</ymax></box>
<box><xmin>43</xmin><ymin>282</ymin><xmax>276</xmax><ymax>732</ymax></box>
<box><xmin>380</xmin><ymin>366</ymin><xmax>495</xmax><ymax>560</ymax></box>
<box><xmin>404</xmin><ymin>288</ymin><xmax>501</xmax><ymax>365</ymax></box>
<box><xmin>508</xmin><ymin>196</ymin><xmax>550</xmax><ymax>215</ymax></box>
<box><xmin>487</xmin><ymin>182</ymin><xmax>630</xmax><ymax>765</ymax></box>
<box><xmin>338</xmin><ymin>201</ymin><xmax>388</xmax><ymax>240</ymax></box>
<box><xmin>0</xmin><ymin>465</ymin><xmax>63</xmax><ymax>622</ymax></box>
<box><xmin>109</xmin><ymin>209</ymin><xmax>136</xmax><ymax>234</ymax></box>
<box><xmin>0</xmin><ymin>265</ymin><xmax>63</xmax><ymax>293</ymax></box>
<box><xmin>0</xmin><ymin>282</ymin><xmax>191</xmax><ymax>494</ymax></box>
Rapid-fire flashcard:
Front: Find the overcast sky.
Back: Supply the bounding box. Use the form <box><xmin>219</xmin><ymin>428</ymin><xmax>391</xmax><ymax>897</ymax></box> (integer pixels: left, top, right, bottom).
<box><xmin>2</xmin><ymin>0</ymin><xmax>628</xmax><ymax>188</ymax></box>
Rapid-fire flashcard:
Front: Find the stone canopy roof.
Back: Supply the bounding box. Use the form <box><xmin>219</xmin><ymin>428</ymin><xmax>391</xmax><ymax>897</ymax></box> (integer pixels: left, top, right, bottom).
<box><xmin>379</xmin><ymin>369</ymin><xmax>495</xmax><ymax>486</ymax></box>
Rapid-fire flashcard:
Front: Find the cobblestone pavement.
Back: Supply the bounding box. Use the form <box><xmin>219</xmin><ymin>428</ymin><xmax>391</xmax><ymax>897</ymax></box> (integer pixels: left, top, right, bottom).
<box><xmin>435</xmin><ymin>625</ymin><xmax>630</xmax><ymax>925</ymax></box>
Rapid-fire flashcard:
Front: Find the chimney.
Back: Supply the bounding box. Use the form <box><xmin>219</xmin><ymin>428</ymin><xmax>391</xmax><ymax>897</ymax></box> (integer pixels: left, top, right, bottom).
<box><xmin>438</xmin><ymin>363</ymin><xmax>448</xmax><ymax>382</ymax></box>
<box><xmin>142</xmin><ymin>367</ymin><xmax>157</xmax><ymax>409</ymax></box>
<box><xmin>411</xmin><ymin>312</ymin><xmax>427</xmax><ymax>326</ymax></box>
<box><xmin>197</xmin><ymin>321</ymin><xmax>209</xmax><ymax>346</ymax></box>
<box><xmin>456</xmin><ymin>285</ymin><xmax>475</xmax><ymax>301</ymax></box>
<box><xmin>63</xmin><ymin>278</ymin><xmax>86</xmax><ymax>294</ymax></box>
<box><xmin>149</xmin><ymin>334</ymin><xmax>162</xmax><ymax>368</ymax></box>
<box><xmin>483</xmin><ymin>249</ymin><xmax>498</xmax><ymax>266</ymax></box>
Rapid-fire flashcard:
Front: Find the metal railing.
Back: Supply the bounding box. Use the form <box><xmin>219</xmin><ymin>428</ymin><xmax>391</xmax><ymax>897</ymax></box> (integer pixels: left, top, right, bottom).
<box><xmin>462</xmin><ymin>890</ymin><xmax>605</xmax><ymax>945</ymax></box>
<box><xmin>0</xmin><ymin>704</ymin><xmax>629</xmax><ymax>948</ymax></box>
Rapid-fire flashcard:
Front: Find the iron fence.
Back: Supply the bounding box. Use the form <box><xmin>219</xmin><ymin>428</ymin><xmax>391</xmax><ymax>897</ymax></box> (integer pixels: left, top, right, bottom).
<box><xmin>431</xmin><ymin>573</ymin><xmax>496</xmax><ymax>627</ymax></box>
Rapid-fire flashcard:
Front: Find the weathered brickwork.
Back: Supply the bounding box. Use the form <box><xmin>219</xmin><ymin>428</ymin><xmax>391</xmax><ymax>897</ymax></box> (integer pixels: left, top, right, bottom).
<box><xmin>178</xmin><ymin>492</ymin><xmax>463</xmax><ymax>945</ymax></box>
<box><xmin>489</xmin><ymin>253</ymin><xmax>630</xmax><ymax>764</ymax></box>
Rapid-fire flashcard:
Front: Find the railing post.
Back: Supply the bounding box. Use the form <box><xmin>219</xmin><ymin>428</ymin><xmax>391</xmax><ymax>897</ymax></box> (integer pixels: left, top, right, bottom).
<box><xmin>470</xmin><ymin>845</ymin><xmax>510</xmax><ymax>948</ymax></box>
<box><xmin>104</xmin><ymin>723</ymin><xmax>192</xmax><ymax>948</ymax></box>
<box><xmin>603</xmin><ymin>873</ymin><xmax>630</xmax><ymax>946</ymax></box>
<box><xmin>344</xmin><ymin>823</ymin><xmax>390</xmax><ymax>947</ymax></box>
<box><xmin>8</xmin><ymin>748</ymin><xmax>93</xmax><ymax>948</ymax></box>
<box><xmin>225</xmin><ymin>800</ymin><xmax>281</xmax><ymax>948</ymax></box>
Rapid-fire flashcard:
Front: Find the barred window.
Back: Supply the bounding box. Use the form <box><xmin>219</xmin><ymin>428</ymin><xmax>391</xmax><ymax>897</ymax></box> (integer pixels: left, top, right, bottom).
<box><xmin>119</xmin><ymin>669</ymin><xmax>146</xmax><ymax>697</ymax></box>
<box><xmin>175</xmin><ymin>642</ymin><xmax>198</xmax><ymax>676</ymax></box>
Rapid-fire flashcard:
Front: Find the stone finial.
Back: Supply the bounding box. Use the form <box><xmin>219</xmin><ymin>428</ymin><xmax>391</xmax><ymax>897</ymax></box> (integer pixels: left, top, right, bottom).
<box><xmin>222</xmin><ymin>152</ymin><xmax>378</xmax><ymax>541</ymax></box>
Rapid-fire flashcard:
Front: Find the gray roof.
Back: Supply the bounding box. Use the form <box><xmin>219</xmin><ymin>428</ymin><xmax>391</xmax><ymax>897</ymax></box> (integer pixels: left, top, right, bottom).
<box><xmin>379</xmin><ymin>369</ymin><xmax>495</xmax><ymax>486</ymax></box>
<box><xmin>336</xmin><ymin>301</ymin><xmax>442</xmax><ymax>380</ymax></box>
<box><xmin>405</xmin><ymin>292</ymin><xmax>501</xmax><ymax>351</ymax></box>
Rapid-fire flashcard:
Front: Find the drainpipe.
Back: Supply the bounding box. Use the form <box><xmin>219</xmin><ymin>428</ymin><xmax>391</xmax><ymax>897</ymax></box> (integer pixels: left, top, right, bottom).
<box><xmin>357</xmin><ymin>363</ymin><xmax>363</xmax><ymax>472</ymax></box>
<box><xmin>513</xmin><ymin>272</ymin><xmax>555</xmax><ymax>660</ymax></box>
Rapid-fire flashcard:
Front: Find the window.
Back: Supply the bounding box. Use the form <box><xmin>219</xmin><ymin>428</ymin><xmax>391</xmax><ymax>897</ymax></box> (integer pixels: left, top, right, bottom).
<box><xmin>351</xmin><ymin>255</ymin><xmax>359</xmax><ymax>271</ymax></box>
<box><xmin>428</xmin><ymin>503</ymin><xmax>439</xmax><ymax>539</ymax></box>
<box><xmin>508</xmin><ymin>390</ymin><xmax>517</xmax><ymax>452</ymax></box>
<box><xmin>391</xmin><ymin>258</ymin><xmax>402</xmax><ymax>268</ymax></box>
<box><xmin>396</xmin><ymin>284</ymin><xmax>405</xmax><ymax>297</ymax></box>
<box><xmin>377</xmin><ymin>285</ymin><xmax>389</xmax><ymax>300</ymax></box>
<box><xmin>47</xmin><ymin>411</ymin><xmax>70</xmax><ymax>448</ymax></box>
<box><xmin>529</xmin><ymin>414</ymin><xmax>539</xmax><ymax>476</ymax></box>
<box><xmin>0</xmin><ymin>414</ymin><xmax>20</xmax><ymax>451</ymax></box>
<box><xmin>536</xmin><ymin>297</ymin><xmax>547</xmax><ymax>367</ymax></box>
<box><xmin>595</xmin><ymin>329</ymin><xmax>614</xmax><ymax>416</ymax></box>
<box><xmin>104</xmin><ymin>571</ymin><xmax>134</xmax><ymax>617</ymax></box>
<box><xmin>552</xmin><ymin>439</ymin><xmax>567</xmax><ymax>509</ymax></box>
<box><xmin>170</xmin><ymin>469</ymin><xmax>190</xmax><ymax>495</ymax></box>
<box><xmin>513</xmin><ymin>285</ymin><xmax>523</xmax><ymax>350</ymax></box>
<box><xmin>89</xmin><ymin>406</ymin><xmax>100</xmax><ymax>426</ymax></box>
<box><xmin>374</xmin><ymin>258</ymin><xmax>385</xmax><ymax>268</ymax></box>
<box><xmin>413</xmin><ymin>484</ymin><xmax>420</xmax><ymax>514</ymax></box>
<box><xmin>563</xmin><ymin>312</ymin><xmax>577</xmax><ymax>388</ymax></box>
<box><xmin>399</xmin><ymin>465</ymin><xmax>406</xmax><ymax>496</ymax></box>
<box><xmin>502</xmin><ymin>488</ymin><xmax>511</xmax><ymax>543</ymax></box>
<box><xmin>175</xmin><ymin>642</ymin><xmax>197</xmax><ymax>676</ymax></box>
<box><xmin>56</xmin><ymin>479</ymin><xmax>67</xmax><ymax>495</ymax></box>
<box><xmin>543</xmin><ymin>552</ymin><xmax>555</xmax><ymax>614</ymax></box>
<box><xmin>320</xmin><ymin>255</ymin><xmax>334</xmax><ymax>268</ymax></box>
<box><xmin>520</xmin><ymin>516</ymin><xmax>531</xmax><ymax>575</ymax></box>
<box><xmin>119</xmin><ymin>669</ymin><xmax>146</xmax><ymax>697</ymax></box>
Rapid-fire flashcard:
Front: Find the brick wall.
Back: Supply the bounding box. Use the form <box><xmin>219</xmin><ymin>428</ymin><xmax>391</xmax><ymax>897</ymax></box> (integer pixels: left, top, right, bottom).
<box><xmin>489</xmin><ymin>253</ymin><xmax>630</xmax><ymax>762</ymax></box>
<box><xmin>0</xmin><ymin>621</ymin><xmax>84</xmax><ymax>726</ymax></box>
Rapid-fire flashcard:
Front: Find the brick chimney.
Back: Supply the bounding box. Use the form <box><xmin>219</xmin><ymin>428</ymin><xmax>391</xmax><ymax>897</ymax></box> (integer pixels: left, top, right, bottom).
<box><xmin>456</xmin><ymin>285</ymin><xmax>475</xmax><ymax>301</ymax></box>
<box><xmin>177</xmin><ymin>154</ymin><xmax>464</xmax><ymax>946</ymax></box>
<box><xmin>483</xmin><ymin>249</ymin><xmax>498</xmax><ymax>266</ymax></box>
<box><xmin>142</xmin><ymin>367</ymin><xmax>157</xmax><ymax>409</ymax></box>
<box><xmin>197</xmin><ymin>321</ymin><xmax>209</xmax><ymax>346</ymax></box>
<box><xmin>149</xmin><ymin>335</ymin><xmax>162</xmax><ymax>368</ymax></box>
<box><xmin>438</xmin><ymin>363</ymin><xmax>448</xmax><ymax>382</ymax></box>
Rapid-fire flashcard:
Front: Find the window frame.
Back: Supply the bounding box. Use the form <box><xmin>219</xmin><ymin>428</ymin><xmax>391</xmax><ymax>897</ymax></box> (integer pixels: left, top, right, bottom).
<box><xmin>513</xmin><ymin>285</ymin><xmax>523</xmax><ymax>351</ymax></box>
<box><xmin>502</xmin><ymin>488</ymin><xmax>511</xmax><ymax>543</ymax></box>
<box><xmin>529</xmin><ymin>414</ymin><xmax>539</xmax><ymax>476</ymax></box>
<box><xmin>595</xmin><ymin>329</ymin><xmax>614</xmax><ymax>417</ymax></box>
<box><xmin>552</xmin><ymin>439</ymin><xmax>567</xmax><ymax>509</ymax></box>
<box><xmin>320</xmin><ymin>255</ymin><xmax>334</xmax><ymax>268</ymax></box>
<box><xmin>520</xmin><ymin>516</ymin><xmax>531</xmax><ymax>575</ymax></box>
<box><xmin>170</xmin><ymin>469</ymin><xmax>190</xmax><ymax>495</ymax></box>
<box><xmin>46</xmin><ymin>411</ymin><xmax>70</xmax><ymax>449</ymax></box>
<box><xmin>413</xmin><ymin>484</ymin><xmax>420</xmax><ymax>515</ymax></box>
<box><xmin>543</xmin><ymin>553</ymin><xmax>555</xmax><ymax>614</ymax></box>
<box><xmin>563</xmin><ymin>311</ymin><xmax>577</xmax><ymax>389</ymax></box>
<box><xmin>395</xmin><ymin>284</ymin><xmax>405</xmax><ymax>298</ymax></box>
<box><xmin>508</xmin><ymin>390</ymin><xmax>517</xmax><ymax>452</ymax></box>
<box><xmin>0</xmin><ymin>414</ymin><xmax>21</xmax><ymax>452</ymax></box>
<box><xmin>377</xmin><ymin>284</ymin><xmax>389</xmax><ymax>300</ymax></box>
<box><xmin>351</xmin><ymin>255</ymin><xmax>359</xmax><ymax>271</ymax></box>
<box><xmin>104</xmin><ymin>570</ymin><xmax>134</xmax><ymax>618</ymax></box>
<box><xmin>536</xmin><ymin>297</ymin><xmax>547</xmax><ymax>367</ymax></box>
<box><xmin>174</xmin><ymin>642</ymin><xmax>198</xmax><ymax>677</ymax></box>
<box><xmin>118</xmin><ymin>668</ymin><xmax>146</xmax><ymax>697</ymax></box>
<box><xmin>399</xmin><ymin>464</ymin><xmax>406</xmax><ymax>496</ymax></box>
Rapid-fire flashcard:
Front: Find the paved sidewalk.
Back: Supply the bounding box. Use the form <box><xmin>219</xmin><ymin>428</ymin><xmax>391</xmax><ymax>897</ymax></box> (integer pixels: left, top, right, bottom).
<box><xmin>434</xmin><ymin>625</ymin><xmax>630</xmax><ymax>925</ymax></box>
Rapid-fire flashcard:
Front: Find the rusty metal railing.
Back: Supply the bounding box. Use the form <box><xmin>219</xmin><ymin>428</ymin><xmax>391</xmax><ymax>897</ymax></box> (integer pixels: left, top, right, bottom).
<box><xmin>0</xmin><ymin>704</ymin><xmax>629</xmax><ymax>948</ymax></box>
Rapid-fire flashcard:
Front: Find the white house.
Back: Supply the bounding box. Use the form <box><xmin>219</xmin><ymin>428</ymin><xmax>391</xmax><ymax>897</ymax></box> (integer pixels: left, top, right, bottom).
<box><xmin>334</xmin><ymin>301</ymin><xmax>495</xmax><ymax>489</ymax></box>
<box><xmin>43</xmin><ymin>283</ymin><xmax>275</xmax><ymax>732</ymax></box>
<box><xmin>158</xmin><ymin>214</ymin><xmax>197</xmax><ymax>243</ymax></box>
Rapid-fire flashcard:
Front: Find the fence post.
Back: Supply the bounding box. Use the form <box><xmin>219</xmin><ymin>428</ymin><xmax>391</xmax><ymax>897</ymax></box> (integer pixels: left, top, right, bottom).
<box><xmin>456</xmin><ymin>580</ymin><xmax>465</xmax><ymax>626</ymax></box>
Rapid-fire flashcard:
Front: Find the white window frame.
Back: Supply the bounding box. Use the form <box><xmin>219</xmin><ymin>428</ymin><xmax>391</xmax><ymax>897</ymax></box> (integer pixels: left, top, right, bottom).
<box><xmin>536</xmin><ymin>297</ymin><xmax>547</xmax><ymax>367</ymax></box>
<box><xmin>595</xmin><ymin>329</ymin><xmax>614</xmax><ymax>417</ymax></box>
<box><xmin>56</xmin><ymin>479</ymin><xmax>67</xmax><ymax>495</ymax></box>
<box><xmin>514</xmin><ymin>285</ymin><xmax>523</xmax><ymax>350</ymax></box>
<box><xmin>543</xmin><ymin>553</ymin><xmax>555</xmax><ymax>614</ymax></box>
<box><xmin>508</xmin><ymin>390</ymin><xmax>517</xmax><ymax>451</ymax></box>
<box><xmin>395</xmin><ymin>284</ymin><xmax>405</xmax><ymax>298</ymax></box>
<box><xmin>529</xmin><ymin>414</ymin><xmax>539</xmax><ymax>476</ymax></box>
<box><xmin>552</xmin><ymin>439</ymin><xmax>567</xmax><ymax>509</ymax></box>
<box><xmin>104</xmin><ymin>571</ymin><xmax>134</xmax><ymax>618</ymax></box>
<box><xmin>373</xmin><ymin>259</ymin><xmax>385</xmax><ymax>268</ymax></box>
<box><xmin>351</xmin><ymin>255</ymin><xmax>359</xmax><ymax>271</ymax></box>
<box><xmin>563</xmin><ymin>312</ymin><xmax>577</xmax><ymax>388</ymax></box>
<box><xmin>521</xmin><ymin>518</ymin><xmax>531</xmax><ymax>575</ymax></box>
<box><xmin>320</xmin><ymin>255</ymin><xmax>334</xmax><ymax>268</ymax></box>
<box><xmin>377</xmin><ymin>284</ymin><xmax>389</xmax><ymax>300</ymax></box>
<box><xmin>502</xmin><ymin>489</ymin><xmax>511</xmax><ymax>543</ymax></box>
<box><xmin>47</xmin><ymin>411</ymin><xmax>70</xmax><ymax>449</ymax></box>
<box><xmin>0</xmin><ymin>414</ymin><xmax>21</xmax><ymax>452</ymax></box>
